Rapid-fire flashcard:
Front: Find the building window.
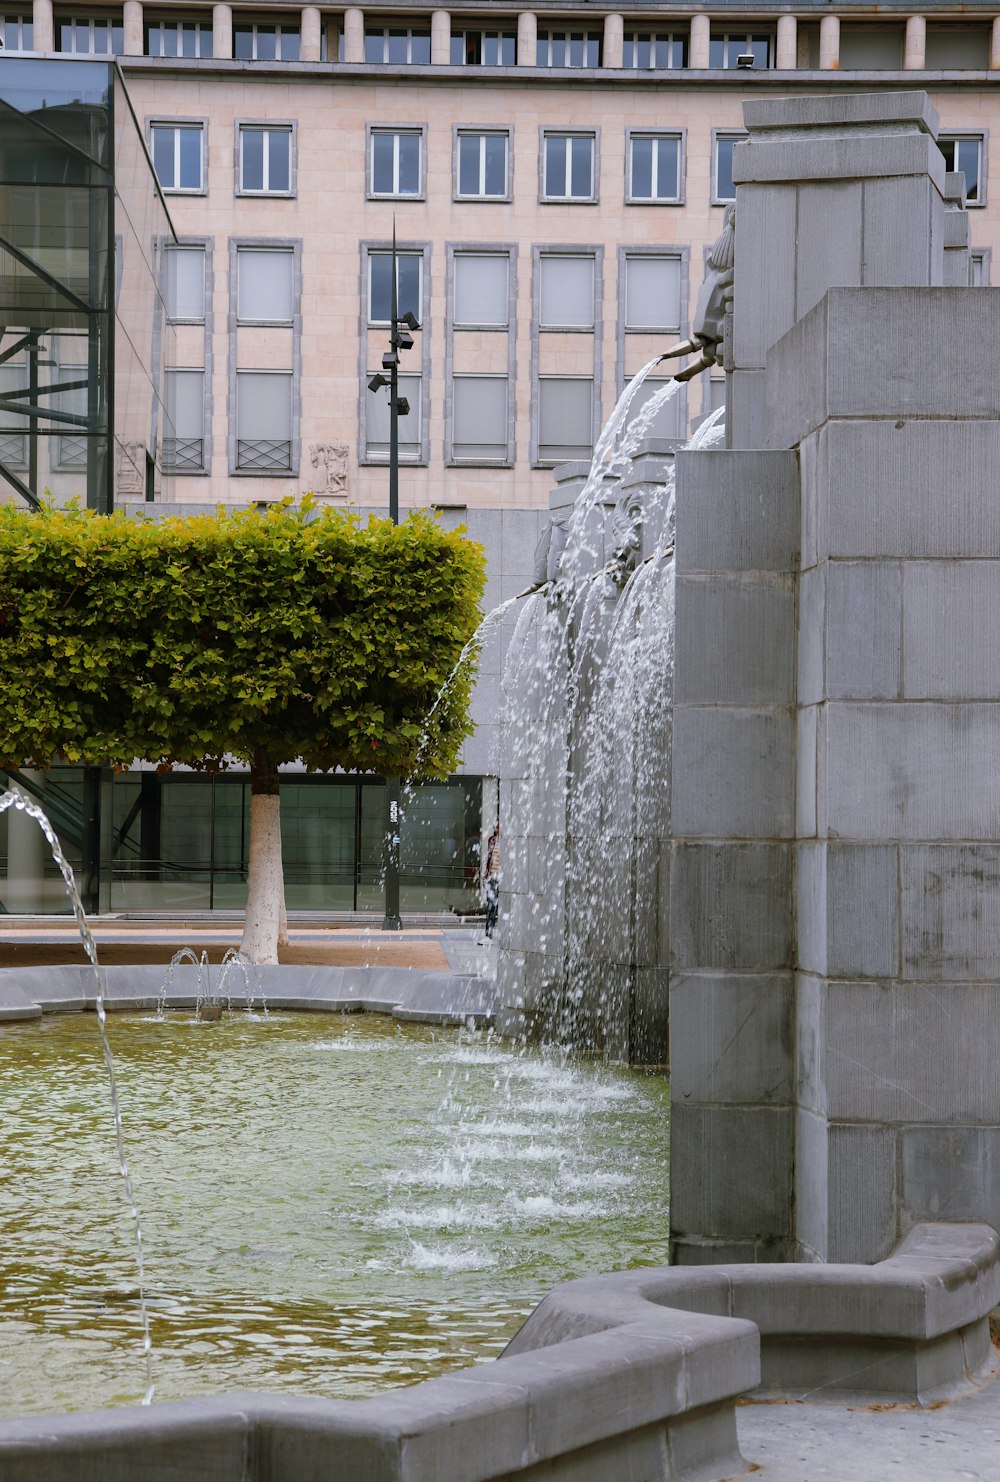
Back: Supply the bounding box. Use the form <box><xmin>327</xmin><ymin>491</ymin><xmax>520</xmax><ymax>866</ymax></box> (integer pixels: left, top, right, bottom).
<box><xmin>541</xmin><ymin>132</ymin><xmax>596</xmax><ymax>202</ymax></box>
<box><xmin>236</xmin><ymin>247</ymin><xmax>294</xmax><ymax>324</ymax></box>
<box><xmin>163</xmin><ymin>369</ymin><xmax>206</xmax><ymax>471</ymax></box>
<box><xmin>364</xmin><ymin>25</ymin><xmax>429</xmax><ymax>63</ymax></box>
<box><xmin>539</xmin><ymin>254</ymin><xmax>595</xmax><ymax>329</ymax></box>
<box><xmin>624</xmin><ymin>254</ymin><xmax>682</xmax><ymax>332</ymax></box>
<box><xmin>368</xmin><ymin>251</ymin><xmax>422</xmax><ymax>325</ymax></box>
<box><xmin>925</xmin><ymin>23</ymin><xmax>990</xmax><ymax>70</ymax></box>
<box><xmin>455</xmin><ymin>130</ymin><xmax>509</xmax><ymax>200</ymax></box>
<box><xmin>368</xmin><ymin>127</ymin><xmax>424</xmax><ymax>199</ymax></box>
<box><xmin>452</xmin><ymin>376</ymin><xmax>508</xmax><ymax>462</ymax></box>
<box><xmin>709</xmin><ymin>31</ymin><xmax>774</xmax><ymax>69</ymax></box>
<box><xmin>627</xmin><ymin>131</ymin><xmax>682</xmax><ymax>204</ymax></box>
<box><xmin>235</xmin><ymin>371</ymin><xmax>292</xmax><ymax>470</ymax></box>
<box><xmin>0</xmin><ymin>365</ymin><xmax>28</xmax><ymax>469</ymax></box>
<box><xmin>163</xmin><ymin>244</ymin><xmax>206</xmax><ymax>321</ymax></box>
<box><xmin>1</xmin><ymin>15</ymin><xmax>33</xmax><ymax>50</ymax></box>
<box><xmin>145</xmin><ymin>18</ymin><xmax>212</xmax><ymax>56</ymax></box>
<box><xmin>837</xmin><ymin>24</ymin><xmax>903</xmax><ymax>70</ymax></box>
<box><xmin>453</xmin><ymin>253</ymin><xmax>509</xmax><ymax>328</ymax></box>
<box><xmin>58</xmin><ymin>16</ymin><xmax>123</xmax><ymax>53</ymax></box>
<box><xmin>150</xmin><ymin>122</ymin><xmax>204</xmax><ymax>193</ymax></box>
<box><xmin>238</xmin><ymin>124</ymin><xmax>293</xmax><ymax>195</ymax></box>
<box><xmin>51</xmin><ymin>364</ymin><xmax>88</xmax><ymax>471</ymax></box>
<box><xmin>623</xmin><ymin>32</ymin><xmax>687</xmax><ymax>69</ymax></box>
<box><xmin>365</xmin><ymin>371</ymin><xmax>421</xmax><ymax>460</ymax></box>
<box><xmin>234</xmin><ymin>20</ymin><xmax>299</xmax><ymax>59</ymax></box>
<box><xmin>450</xmin><ymin>29</ymin><xmax>515</xmax><ymax>66</ymax></box>
<box><xmin>536</xmin><ymin>30</ymin><xmax>601</xmax><ymax>67</ymax></box>
<box><xmin>939</xmin><ymin>135</ymin><xmax>985</xmax><ymax>206</ymax></box>
<box><xmin>537</xmin><ymin>377</ymin><xmax>593</xmax><ymax>463</ymax></box>
<box><xmin>713</xmin><ymin>132</ymin><xmax>746</xmax><ymax>204</ymax></box>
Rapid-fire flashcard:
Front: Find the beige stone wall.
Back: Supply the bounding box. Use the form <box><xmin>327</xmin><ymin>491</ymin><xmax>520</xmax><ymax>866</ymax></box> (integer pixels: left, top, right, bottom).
<box><xmin>126</xmin><ymin>66</ymin><xmax>1000</xmax><ymax>510</ymax></box>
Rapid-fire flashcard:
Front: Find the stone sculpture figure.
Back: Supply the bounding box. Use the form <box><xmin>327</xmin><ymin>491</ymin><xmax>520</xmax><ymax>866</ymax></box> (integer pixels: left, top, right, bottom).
<box><xmin>310</xmin><ymin>442</ymin><xmax>349</xmax><ymax>498</ymax></box>
<box><xmin>659</xmin><ymin>202</ymin><xmax>735</xmax><ymax>383</ymax></box>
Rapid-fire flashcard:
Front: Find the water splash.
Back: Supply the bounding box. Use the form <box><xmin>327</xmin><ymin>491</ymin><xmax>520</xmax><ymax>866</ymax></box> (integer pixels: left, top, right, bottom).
<box><xmin>0</xmin><ymin>788</ymin><xmax>155</xmax><ymax>1404</ymax></box>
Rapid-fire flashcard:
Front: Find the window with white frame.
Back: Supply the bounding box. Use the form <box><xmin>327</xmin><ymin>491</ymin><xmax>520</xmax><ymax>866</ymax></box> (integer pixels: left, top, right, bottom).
<box><xmin>454</xmin><ymin>253</ymin><xmax>508</xmax><ymax>327</ymax></box>
<box><xmin>365</xmin><ymin>371</ymin><xmax>421</xmax><ymax>460</ymax></box>
<box><xmin>163</xmin><ymin>244</ymin><xmax>206</xmax><ymax>321</ymax></box>
<box><xmin>456</xmin><ymin>130</ymin><xmax>509</xmax><ymax>200</ymax></box>
<box><xmin>237</xmin><ymin>246</ymin><xmax>294</xmax><ymax>324</ymax></box>
<box><xmin>1</xmin><ymin>15</ymin><xmax>33</xmax><ymax>50</ymax></box>
<box><xmin>0</xmin><ymin>365</ymin><xmax>28</xmax><ymax>469</ymax></box>
<box><xmin>539</xmin><ymin>254</ymin><xmax>595</xmax><ymax>329</ymax></box>
<box><xmin>537</xmin><ymin>377</ymin><xmax>593</xmax><ymax>463</ymax></box>
<box><xmin>623</xmin><ymin>32</ymin><xmax>687</xmax><ymax>69</ymax></box>
<box><xmin>713</xmin><ymin>132</ymin><xmax>746</xmax><ymax>203</ymax></box>
<box><xmin>709</xmin><ymin>31</ymin><xmax>774</xmax><ymax>69</ymax></box>
<box><xmin>150</xmin><ymin>122</ymin><xmax>204</xmax><ymax>192</ymax></box>
<box><xmin>239</xmin><ymin>124</ymin><xmax>293</xmax><ymax>194</ymax></box>
<box><xmin>624</xmin><ymin>254</ymin><xmax>682</xmax><ymax>332</ymax></box>
<box><xmin>939</xmin><ymin>135</ymin><xmax>985</xmax><ymax>206</ymax></box>
<box><xmin>234</xmin><ymin>19</ymin><xmax>299</xmax><ymax>59</ymax></box>
<box><xmin>58</xmin><ymin>16</ymin><xmax>123</xmax><ymax>53</ymax></box>
<box><xmin>542</xmin><ymin>132</ymin><xmax>596</xmax><ymax>202</ymax></box>
<box><xmin>163</xmin><ymin>368</ymin><xmax>206</xmax><ymax>471</ymax></box>
<box><xmin>453</xmin><ymin>376</ymin><xmax>507</xmax><ymax>462</ymax></box>
<box><xmin>368</xmin><ymin>250</ymin><xmax>422</xmax><ymax>325</ymax></box>
<box><xmin>450</xmin><ymin>29</ymin><xmax>515</xmax><ymax>65</ymax></box>
<box><xmin>364</xmin><ymin>24</ymin><xmax>429</xmax><ymax>62</ymax></box>
<box><xmin>235</xmin><ymin>370</ymin><xmax>292</xmax><ymax>470</ymax></box>
<box><xmin>628</xmin><ymin>132</ymin><xmax>682</xmax><ymax>203</ymax></box>
<box><xmin>145</xmin><ymin>18</ymin><xmax>212</xmax><ymax>56</ymax></box>
<box><xmin>369</xmin><ymin>128</ymin><xmax>423</xmax><ymax>198</ymax></box>
<box><xmin>536</xmin><ymin>29</ymin><xmax>601</xmax><ymax>67</ymax></box>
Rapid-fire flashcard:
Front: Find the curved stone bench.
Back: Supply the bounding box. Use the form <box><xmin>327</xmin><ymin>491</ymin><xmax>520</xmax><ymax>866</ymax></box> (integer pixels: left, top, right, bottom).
<box><xmin>0</xmin><ymin>1222</ymin><xmax>996</xmax><ymax>1481</ymax></box>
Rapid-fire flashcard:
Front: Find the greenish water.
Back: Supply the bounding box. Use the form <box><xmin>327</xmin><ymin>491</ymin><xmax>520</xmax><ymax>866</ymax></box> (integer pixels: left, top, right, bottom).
<box><xmin>0</xmin><ymin>1012</ymin><xmax>669</xmax><ymax>1416</ymax></box>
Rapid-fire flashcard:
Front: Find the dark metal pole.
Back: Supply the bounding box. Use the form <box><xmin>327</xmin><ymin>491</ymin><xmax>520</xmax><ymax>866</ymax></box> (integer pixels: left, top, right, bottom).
<box><xmin>382</xmin><ymin>222</ymin><xmax>402</xmax><ymax>929</ymax></box>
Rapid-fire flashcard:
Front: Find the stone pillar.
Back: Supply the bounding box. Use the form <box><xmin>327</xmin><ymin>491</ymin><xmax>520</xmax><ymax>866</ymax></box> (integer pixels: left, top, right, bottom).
<box><xmin>819</xmin><ymin>14</ymin><xmax>840</xmax><ymax>70</ymax></box>
<box><xmin>603</xmin><ymin>13</ymin><xmax>623</xmax><ymax>68</ymax></box>
<box><xmin>300</xmin><ymin>5</ymin><xmax>321</xmax><ymax>60</ymax></box>
<box><xmin>992</xmin><ymin>16</ymin><xmax>1000</xmax><ymax>68</ymax></box>
<box><xmin>942</xmin><ymin>171</ymin><xmax>972</xmax><ymax>285</ymax></box>
<box><xmin>342</xmin><ymin>5</ymin><xmax>364</xmax><ymax>62</ymax></box>
<box><xmin>430</xmin><ymin>8</ymin><xmax>450</xmax><ymax>64</ymax></box>
<box><xmin>122</xmin><ymin>0</ymin><xmax>143</xmax><ymax>54</ymax></box>
<box><xmin>776</xmin><ymin>14</ymin><xmax>797</xmax><ymax>69</ymax></box>
<box><xmin>689</xmin><ymin>13</ymin><xmax>710</xmax><ymax>69</ymax></box>
<box><xmin>32</xmin><ymin>0</ymin><xmax>53</xmax><ymax>51</ymax></box>
<box><xmin>904</xmin><ymin>14</ymin><xmax>926</xmax><ymax>70</ymax></box>
<box><xmin>517</xmin><ymin>10</ymin><xmax>537</xmax><ymax>67</ymax></box>
<box><xmin>212</xmin><ymin>1</ymin><xmax>232</xmax><ymax>59</ymax></box>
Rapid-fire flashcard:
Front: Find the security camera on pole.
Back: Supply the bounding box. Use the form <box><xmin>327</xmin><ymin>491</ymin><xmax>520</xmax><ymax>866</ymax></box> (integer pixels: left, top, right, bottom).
<box><xmin>367</xmin><ymin>220</ymin><xmax>420</xmax><ymax>930</ymax></box>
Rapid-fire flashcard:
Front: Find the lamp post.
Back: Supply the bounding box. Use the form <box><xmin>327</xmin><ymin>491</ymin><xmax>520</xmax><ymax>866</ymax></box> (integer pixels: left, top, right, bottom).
<box><xmin>367</xmin><ymin>225</ymin><xmax>420</xmax><ymax>930</ymax></box>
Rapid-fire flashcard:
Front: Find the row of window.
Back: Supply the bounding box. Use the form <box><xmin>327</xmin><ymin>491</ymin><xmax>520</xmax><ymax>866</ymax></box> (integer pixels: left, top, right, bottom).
<box><xmin>152</xmin><ymin>238</ymin><xmax>691</xmax><ymax>475</ymax></box>
<box><xmin>150</xmin><ymin>119</ymin><xmax>988</xmax><ymax>209</ymax></box>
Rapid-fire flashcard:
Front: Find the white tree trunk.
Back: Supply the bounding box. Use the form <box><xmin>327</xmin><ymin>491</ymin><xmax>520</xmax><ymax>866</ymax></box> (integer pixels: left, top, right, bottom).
<box><xmin>240</xmin><ymin>790</ymin><xmax>284</xmax><ymax>963</ymax></box>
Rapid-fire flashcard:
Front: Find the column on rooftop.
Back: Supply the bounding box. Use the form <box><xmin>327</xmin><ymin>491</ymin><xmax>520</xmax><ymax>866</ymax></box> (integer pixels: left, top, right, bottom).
<box><xmin>32</xmin><ymin>0</ymin><xmax>53</xmax><ymax>50</ymax></box>
<box><xmin>992</xmin><ymin>16</ymin><xmax>1000</xmax><ymax>67</ymax></box>
<box><xmin>603</xmin><ymin>13</ymin><xmax>623</xmax><ymax>68</ymax></box>
<box><xmin>343</xmin><ymin>5</ymin><xmax>363</xmax><ymax>61</ymax></box>
<box><xmin>300</xmin><ymin>6</ymin><xmax>321</xmax><ymax>59</ymax></box>
<box><xmin>123</xmin><ymin>0</ymin><xmax>142</xmax><ymax>54</ymax></box>
<box><xmin>517</xmin><ymin>10</ymin><xmax>536</xmax><ymax>66</ymax></box>
<box><xmin>431</xmin><ymin>8</ymin><xmax>450</xmax><ymax>63</ymax></box>
<box><xmin>819</xmin><ymin>13</ymin><xmax>840</xmax><ymax>69</ymax></box>
<box><xmin>776</xmin><ymin>14</ymin><xmax>796</xmax><ymax>69</ymax></box>
<box><xmin>689</xmin><ymin>13</ymin><xmax>709</xmax><ymax>68</ymax></box>
<box><xmin>904</xmin><ymin>14</ymin><xmax>926</xmax><ymax>69</ymax></box>
<box><xmin>213</xmin><ymin>1</ymin><xmax>232</xmax><ymax>57</ymax></box>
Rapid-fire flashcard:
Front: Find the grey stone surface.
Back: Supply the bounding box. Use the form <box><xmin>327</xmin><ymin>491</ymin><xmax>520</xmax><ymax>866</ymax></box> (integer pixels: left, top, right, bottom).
<box><xmin>902</xmin><ymin>845</ymin><xmax>1000</xmax><ymax>979</ymax></box>
<box><xmin>672</xmin><ymin>709</ymin><xmax>795</xmax><ymax>839</ymax></box>
<box><xmin>798</xmin><ymin>843</ymin><xmax>900</xmax><ymax>979</ymax></box>
<box><xmin>669</xmin><ymin>1105</ymin><xmax>794</xmax><ymax>1245</ymax></box>
<box><xmin>670</xmin><ymin>974</ymin><xmax>793</xmax><ymax>1104</ymax></box>
<box><xmin>901</xmin><ymin>1127</ymin><xmax>1000</xmax><ymax>1231</ymax></box>
<box><xmin>793</xmin><ymin>1107</ymin><xmax>829</xmax><ymax>1261</ymax></box>
<box><xmin>674</xmin><ymin>450</ymin><xmax>799</xmax><ymax>573</ymax></box>
<box><xmin>674</xmin><ymin>575</ymin><xmax>795</xmax><ymax>705</ymax></box>
<box><xmin>826</xmin><ymin>1123</ymin><xmax>898</xmax><ymax>1263</ymax></box>
<box><xmin>825</xmin><ymin>561</ymin><xmax>902</xmax><ymax>700</ymax></box>
<box><xmin>903</xmin><ymin>561</ymin><xmax>1000</xmax><ymax>698</ymax></box>
<box><xmin>671</xmin><ymin>843</ymin><xmax>792</xmax><ymax>971</ymax></box>
<box><xmin>741</xmin><ymin>90</ymin><xmax>940</xmax><ymax>136</ymax></box>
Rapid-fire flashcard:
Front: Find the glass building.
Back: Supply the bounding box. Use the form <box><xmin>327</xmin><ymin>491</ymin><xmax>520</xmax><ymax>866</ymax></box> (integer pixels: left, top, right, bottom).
<box><xmin>0</xmin><ymin>57</ymin><xmax>484</xmax><ymax>919</ymax></box>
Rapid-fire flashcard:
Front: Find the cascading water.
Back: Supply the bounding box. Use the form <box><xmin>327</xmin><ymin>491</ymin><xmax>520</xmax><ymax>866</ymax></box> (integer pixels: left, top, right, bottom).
<box><xmin>496</xmin><ymin>370</ymin><xmax>726</xmax><ymax>1060</ymax></box>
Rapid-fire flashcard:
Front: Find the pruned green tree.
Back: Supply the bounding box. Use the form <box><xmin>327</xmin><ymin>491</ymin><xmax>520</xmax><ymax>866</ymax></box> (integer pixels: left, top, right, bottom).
<box><xmin>0</xmin><ymin>500</ymin><xmax>485</xmax><ymax>961</ymax></box>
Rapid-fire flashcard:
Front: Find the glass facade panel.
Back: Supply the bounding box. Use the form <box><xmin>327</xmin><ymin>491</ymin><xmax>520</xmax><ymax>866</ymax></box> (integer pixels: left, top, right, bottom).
<box><xmin>368</xmin><ymin>251</ymin><xmax>421</xmax><ymax>324</ymax></box>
